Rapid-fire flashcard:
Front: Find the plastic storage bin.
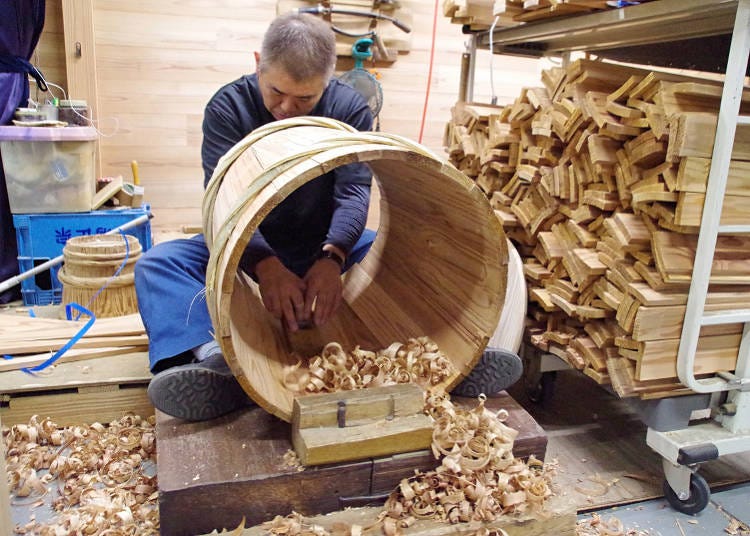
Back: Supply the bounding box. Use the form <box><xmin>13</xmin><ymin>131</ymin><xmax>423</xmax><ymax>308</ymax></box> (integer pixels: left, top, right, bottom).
<box><xmin>0</xmin><ymin>126</ymin><xmax>97</xmax><ymax>213</ymax></box>
<box><xmin>12</xmin><ymin>205</ymin><xmax>152</xmax><ymax>306</ymax></box>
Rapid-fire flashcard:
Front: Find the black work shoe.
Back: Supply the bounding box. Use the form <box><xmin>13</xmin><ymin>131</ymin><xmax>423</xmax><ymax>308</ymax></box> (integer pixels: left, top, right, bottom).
<box><xmin>147</xmin><ymin>353</ymin><xmax>252</xmax><ymax>421</ymax></box>
<box><xmin>452</xmin><ymin>348</ymin><xmax>523</xmax><ymax>398</ymax></box>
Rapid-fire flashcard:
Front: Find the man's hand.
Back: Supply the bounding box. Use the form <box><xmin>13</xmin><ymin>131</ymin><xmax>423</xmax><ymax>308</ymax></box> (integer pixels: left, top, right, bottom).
<box><xmin>303</xmin><ymin>258</ymin><xmax>343</xmax><ymax>327</ymax></box>
<box><xmin>255</xmin><ymin>256</ymin><xmax>307</xmax><ymax>332</ymax></box>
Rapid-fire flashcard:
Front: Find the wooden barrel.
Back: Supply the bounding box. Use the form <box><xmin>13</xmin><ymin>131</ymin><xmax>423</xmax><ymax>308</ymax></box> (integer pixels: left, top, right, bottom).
<box><xmin>58</xmin><ymin>234</ymin><xmax>141</xmax><ymax>318</ymax></box>
<box><xmin>203</xmin><ymin>117</ymin><xmax>508</xmax><ymax>422</ymax></box>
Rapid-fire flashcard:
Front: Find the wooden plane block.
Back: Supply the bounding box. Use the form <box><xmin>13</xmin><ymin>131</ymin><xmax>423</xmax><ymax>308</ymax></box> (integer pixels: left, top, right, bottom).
<box><xmin>292</xmin><ymin>384</ymin><xmax>433</xmax><ymax>466</ymax></box>
<box><xmin>294</xmin><ymin>413</ymin><xmax>433</xmax><ymax>466</ymax></box>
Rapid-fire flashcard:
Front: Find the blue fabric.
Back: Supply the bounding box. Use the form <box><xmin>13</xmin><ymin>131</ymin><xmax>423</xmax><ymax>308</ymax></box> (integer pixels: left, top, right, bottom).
<box><xmin>135</xmin><ymin>231</ymin><xmax>376</xmax><ymax>371</ymax></box>
<box><xmin>0</xmin><ymin>0</ymin><xmax>46</xmax><ymax>304</ymax></box>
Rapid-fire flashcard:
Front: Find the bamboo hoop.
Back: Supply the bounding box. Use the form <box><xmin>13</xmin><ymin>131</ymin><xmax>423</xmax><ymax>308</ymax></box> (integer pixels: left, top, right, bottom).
<box><xmin>58</xmin><ymin>234</ymin><xmax>141</xmax><ymax>318</ymax></box>
<box><xmin>203</xmin><ymin>117</ymin><xmax>509</xmax><ymax>422</ymax></box>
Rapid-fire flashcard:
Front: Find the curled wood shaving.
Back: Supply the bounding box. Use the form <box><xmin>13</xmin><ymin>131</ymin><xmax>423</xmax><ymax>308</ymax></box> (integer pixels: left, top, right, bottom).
<box><xmin>281</xmin><ymin>449</ymin><xmax>305</xmax><ymax>472</ymax></box>
<box><xmin>2</xmin><ymin>413</ymin><xmax>159</xmax><ymax>534</ymax></box>
<box><xmin>282</xmin><ymin>337</ymin><xmax>454</xmax><ymax>394</ymax></box>
<box><xmin>576</xmin><ymin>513</ymin><xmax>653</xmax><ymax>536</ymax></box>
<box><xmin>381</xmin><ymin>392</ymin><xmax>556</xmax><ymax>531</ymax></box>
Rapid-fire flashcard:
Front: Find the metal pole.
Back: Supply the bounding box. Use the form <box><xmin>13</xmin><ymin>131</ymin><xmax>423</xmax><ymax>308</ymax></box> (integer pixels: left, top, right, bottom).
<box><xmin>0</xmin><ymin>213</ymin><xmax>152</xmax><ymax>295</ymax></box>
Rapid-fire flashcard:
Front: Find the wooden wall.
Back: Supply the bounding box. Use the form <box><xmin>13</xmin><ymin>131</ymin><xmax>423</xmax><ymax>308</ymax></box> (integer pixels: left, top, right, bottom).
<box><xmin>35</xmin><ymin>1</ymin><xmax>541</xmax><ymax>229</ymax></box>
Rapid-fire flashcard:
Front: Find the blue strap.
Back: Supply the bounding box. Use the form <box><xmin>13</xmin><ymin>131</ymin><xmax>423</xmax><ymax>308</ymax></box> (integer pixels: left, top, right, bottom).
<box><xmin>21</xmin><ymin>303</ymin><xmax>96</xmax><ymax>375</ymax></box>
<box><xmin>0</xmin><ymin>53</ymin><xmax>48</xmax><ymax>92</ymax></box>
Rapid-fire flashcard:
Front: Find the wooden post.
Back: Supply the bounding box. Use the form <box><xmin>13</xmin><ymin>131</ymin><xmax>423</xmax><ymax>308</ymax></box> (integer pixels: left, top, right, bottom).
<box><xmin>0</xmin><ymin>414</ymin><xmax>12</xmax><ymax>536</ymax></box>
<box><xmin>61</xmin><ymin>0</ymin><xmax>101</xmax><ymax>178</ymax></box>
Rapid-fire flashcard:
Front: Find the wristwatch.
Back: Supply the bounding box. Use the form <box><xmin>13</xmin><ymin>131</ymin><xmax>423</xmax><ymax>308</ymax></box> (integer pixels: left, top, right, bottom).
<box><xmin>318</xmin><ymin>248</ymin><xmax>345</xmax><ymax>267</ymax></box>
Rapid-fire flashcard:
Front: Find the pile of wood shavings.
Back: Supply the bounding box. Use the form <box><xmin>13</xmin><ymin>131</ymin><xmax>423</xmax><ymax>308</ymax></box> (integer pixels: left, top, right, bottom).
<box><xmin>379</xmin><ymin>391</ymin><xmax>554</xmax><ymax>532</ymax></box>
<box><xmin>3</xmin><ymin>413</ymin><xmax>159</xmax><ymax>535</ymax></box>
<box><xmin>261</xmin><ymin>392</ymin><xmax>557</xmax><ymax>535</ymax></box>
<box><xmin>283</xmin><ymin>337</ymin><xmax>454</xmax><ymax>393</ymax></box>
<box><xmin>576</xmin><ymin>513</ymin><xmax>652</xmax><ymax>535</ymax></box>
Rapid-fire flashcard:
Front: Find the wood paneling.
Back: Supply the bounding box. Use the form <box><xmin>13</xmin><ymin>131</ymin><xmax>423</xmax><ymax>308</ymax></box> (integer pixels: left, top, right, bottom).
<box><xmin>34</xmin><ymin>1</ymin><xmax>539</xmax><ymax>229</ymax></box>
<box><xmin>31</xmin><ymin>1</ymin><xmax>67</xmax><ymax>104</ymax></box>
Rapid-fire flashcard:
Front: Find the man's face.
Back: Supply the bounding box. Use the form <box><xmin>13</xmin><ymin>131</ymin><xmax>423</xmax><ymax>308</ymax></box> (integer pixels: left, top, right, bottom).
<box><xmin>257</xmin><ymin>63</ymin><xmax>328</xmax><ymax>121</ymax></box>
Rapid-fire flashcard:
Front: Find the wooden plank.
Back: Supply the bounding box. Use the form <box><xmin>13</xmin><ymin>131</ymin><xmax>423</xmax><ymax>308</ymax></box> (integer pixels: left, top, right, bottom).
<box><xmin>676</xmin><ymin>156</ymin><xmax>750</xmax><ymax>195</ymax></box>
<box><xmin>0</xmin><ymin>384</ymin><xmax>152</xmax><ymax>426</ymax></box>
<box><xmin>0</xmin><ymin>337</ymin><xmax>149</xmax><ymax>364</ymax></box>
<box><xmin>632</xmin><ymin>304</ymin><xmax>744</xmax><ymax>341</ymax></box>
<box><xmin>0</xmin><ymin>351</ymin><xmax>150</xmax><ymax>393</ymax></box>
<box><xmin>636</xmin><ymin>331</ymin><xmax>743</xmax><ymax>381</ymax></box>
<box><xmin>674</xmin><ymin>192</ymin><xmax>750</xmax><ymax>227</ymax></box>
<box><xmin>62</xmin><ymin>0</ymin><xmax>101</xmax><ymax>178</ymax></box>
<box><xmin>652</xmin><ymin>231</ymin><xmax>750</xmax><ymax>284</ymax></box>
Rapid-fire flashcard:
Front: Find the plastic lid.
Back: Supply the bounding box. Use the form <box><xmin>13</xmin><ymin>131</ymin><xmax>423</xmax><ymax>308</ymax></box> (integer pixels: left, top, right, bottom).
<box><xmin>59</xmin><ymin>99</ymin><xmax>88</xmax><ymax>107</ymax></box>
<box><xmin>0</xmin><ymin>126</ymin><xmax>97</xmax><ymax>141</ymax></box>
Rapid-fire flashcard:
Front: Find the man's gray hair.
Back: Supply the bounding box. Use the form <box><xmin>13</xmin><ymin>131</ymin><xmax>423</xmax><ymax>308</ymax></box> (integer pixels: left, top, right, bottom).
<box><xmin>259</xmin><ymin>13</ymin><xmax>337</xmax><ymax>82</ymax></box>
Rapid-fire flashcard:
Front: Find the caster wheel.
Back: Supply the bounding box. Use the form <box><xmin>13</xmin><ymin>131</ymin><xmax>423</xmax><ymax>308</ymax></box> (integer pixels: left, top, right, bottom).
<box><xmin>526</xmin><ymin>371</ymin><xmax>556</xmax><ymax>404</ymax></box>
<box><xmin>663</xmin><ymin>472</ymin><xmax>710</xmax><ymax>515</ymax></box>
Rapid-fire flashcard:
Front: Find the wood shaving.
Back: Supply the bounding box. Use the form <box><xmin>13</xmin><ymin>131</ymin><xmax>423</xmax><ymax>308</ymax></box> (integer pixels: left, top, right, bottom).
<box><xmin>282</xmin><ymin>449</ymin><xmax>305</xmax><ymax>472</ymax></box>
<box><xmin>381</xmin><ymin>392</ymin><xmax>555</xmax><ymax>530</ymax></box>
<box><xmin>725</xmin><ymin>518</ymin><xmax>750</xmax><ymax>535</ymax></box>
<box><xmin>576</xmin><ymin>513</ymin><xmax>652</xmax><ymax>536</ymax></box>
<box><xmin>3</xmin><ymin>413</ymin><xmax>159</xmax><ymax>534</ymax></box>
<box><xmin>282</xmin><ymin>337</ymin><xmax>454</xmax><ymax>394</ymax></box>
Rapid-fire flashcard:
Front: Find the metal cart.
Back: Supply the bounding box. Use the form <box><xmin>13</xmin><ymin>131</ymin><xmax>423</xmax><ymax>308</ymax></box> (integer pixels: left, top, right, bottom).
<box><xmin>460</xmin><ymin>0</ymin><xmax>750</xmax><ymax>514</ymax></box>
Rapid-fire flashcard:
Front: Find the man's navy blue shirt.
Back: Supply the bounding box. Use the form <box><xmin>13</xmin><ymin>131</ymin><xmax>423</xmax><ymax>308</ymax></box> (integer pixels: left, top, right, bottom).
<box><xmin>201</xmin><ymin>74</ymin><xmax>373</xmax><ymax>276</ymax></box>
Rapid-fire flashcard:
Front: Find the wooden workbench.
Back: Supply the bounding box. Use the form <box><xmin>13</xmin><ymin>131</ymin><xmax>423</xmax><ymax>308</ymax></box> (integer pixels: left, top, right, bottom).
<box><xmin>156</xmin><ymin>392</ymin><xmax>547</xmax><ymax>536</ymax></box>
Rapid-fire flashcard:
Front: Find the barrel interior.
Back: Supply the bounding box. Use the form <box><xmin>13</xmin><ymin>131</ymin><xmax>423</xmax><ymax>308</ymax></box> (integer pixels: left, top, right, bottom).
<box><xmin>210</xmin><ymin>129</ymin><xmax>508</xmax><ymax>422</ymax></box>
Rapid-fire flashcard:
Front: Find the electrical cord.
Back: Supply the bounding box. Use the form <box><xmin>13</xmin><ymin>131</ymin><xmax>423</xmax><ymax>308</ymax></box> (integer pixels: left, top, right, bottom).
<box><xmin>418</xmin><ymin>0</ymin><xmax>439</xmax><ymax>144</ymax></box>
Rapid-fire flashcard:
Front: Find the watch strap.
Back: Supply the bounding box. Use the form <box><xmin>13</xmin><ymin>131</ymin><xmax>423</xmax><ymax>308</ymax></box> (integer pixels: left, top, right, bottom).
<box><xmin>319</xmin><ymin>249</ymin><xmax>345</xmax><ymax>267</ymax></box>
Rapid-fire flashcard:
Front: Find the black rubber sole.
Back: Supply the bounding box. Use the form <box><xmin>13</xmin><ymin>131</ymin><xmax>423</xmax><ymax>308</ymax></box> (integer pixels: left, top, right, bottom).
<box><xmin>452</xmin><ymin>348</ymin><xmax>523</xmax><ymax>398</ymax></box>
<box><xmin>147</xmin><ymin>363</ymin><xmax>251</xmax><ymax>421</ymax></box>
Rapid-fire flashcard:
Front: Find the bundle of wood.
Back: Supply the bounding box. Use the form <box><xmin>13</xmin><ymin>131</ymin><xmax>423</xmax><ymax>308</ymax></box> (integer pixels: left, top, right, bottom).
<box><xmin>443</xmin><ymin>0</ymin><xmax>517</xmax><ymax>30</ymax></box>
<box><xmin>443</xmin><ymin>0</ymin><xmax>659</xmax><ymax>30</ymax></box>
<box><xmin>0</xmin><ymin>312</ymin><xmax>148</xmax><ymax>372</ymax></box>
<box><xmin>445</xmin><ymin>59</ymin><xmax>750</xmax><ymax>399</ymax></box>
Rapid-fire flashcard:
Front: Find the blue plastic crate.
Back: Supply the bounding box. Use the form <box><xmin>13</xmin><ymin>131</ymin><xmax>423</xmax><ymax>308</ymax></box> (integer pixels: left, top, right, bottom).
<box><xmin>12</xmin><ymin>205</ymin><xmax>152</xmax><ymax>306</ymax></box>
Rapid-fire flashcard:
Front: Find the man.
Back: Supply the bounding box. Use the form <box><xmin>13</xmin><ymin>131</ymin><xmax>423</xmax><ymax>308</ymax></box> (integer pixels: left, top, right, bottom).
<box><xmin>136</xmin><ymin>12</ymin><xmax>522</xmax><ymax>422</ymax></box>
<box><xmin>135</xmin><ymin>12</ymin><xmax>376</xmax><ymax>421</ymax></box>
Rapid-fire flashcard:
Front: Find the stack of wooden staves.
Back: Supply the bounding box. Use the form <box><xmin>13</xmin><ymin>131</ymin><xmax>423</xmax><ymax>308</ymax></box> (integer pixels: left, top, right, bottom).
<box><xmin>443</xmin><ymin>0</ymin><xmax>658</xmax><ymax>29</ymax></box>
<box><xmin>444</xmin><ymin>58</ymin><xmax>750</xmax><ymax>400</ymax></box>
<box><xmin>0</xmin><ymin>312</ymin><xmax>151</xmax><ymax>425</ymax></box>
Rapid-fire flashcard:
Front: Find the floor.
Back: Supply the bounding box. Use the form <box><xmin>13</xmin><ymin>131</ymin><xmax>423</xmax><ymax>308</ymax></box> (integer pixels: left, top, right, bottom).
<box><xmin>505</xmin><ymin>366</ymin><xmax>750</xmax><ymax>535</ymax></box>
<box><xmin>577</xmin><ymin>483</ymin><xmax>750</xmax><ymax>535</ymax></box>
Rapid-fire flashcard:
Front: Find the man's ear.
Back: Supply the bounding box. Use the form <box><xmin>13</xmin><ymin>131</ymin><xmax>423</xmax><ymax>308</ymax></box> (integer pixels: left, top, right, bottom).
<box><xmin>254</xmin><ymin>51</ymin><xmax>261</xmax><ymax>71</ymax></box>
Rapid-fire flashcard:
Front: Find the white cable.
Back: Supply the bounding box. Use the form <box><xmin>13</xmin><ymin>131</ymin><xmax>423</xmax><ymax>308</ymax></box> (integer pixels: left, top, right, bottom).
<box><xmin>44</xmin><ymin>81</ymin><xmax>68</xmax><ymax>102</ymax></box>
<box><xmin>489</xmin><ymin>15</ymin><xmax>499</xmax><ymax>105</ymax></box>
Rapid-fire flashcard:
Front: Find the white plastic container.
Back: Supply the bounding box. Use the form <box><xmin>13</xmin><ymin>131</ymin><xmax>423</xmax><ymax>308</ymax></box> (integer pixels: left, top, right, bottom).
<box><xmin>0</xmin><ymin>126</ymin><xmax>97</xmax><ymax>213</ymax></box>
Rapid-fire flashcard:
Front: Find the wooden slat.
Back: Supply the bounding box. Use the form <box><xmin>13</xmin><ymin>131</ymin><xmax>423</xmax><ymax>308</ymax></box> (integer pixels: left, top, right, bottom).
<box><xmin>636</xmin><ymin>331</ymin><xmax>743</xmax><ymax>381</ymax></box>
